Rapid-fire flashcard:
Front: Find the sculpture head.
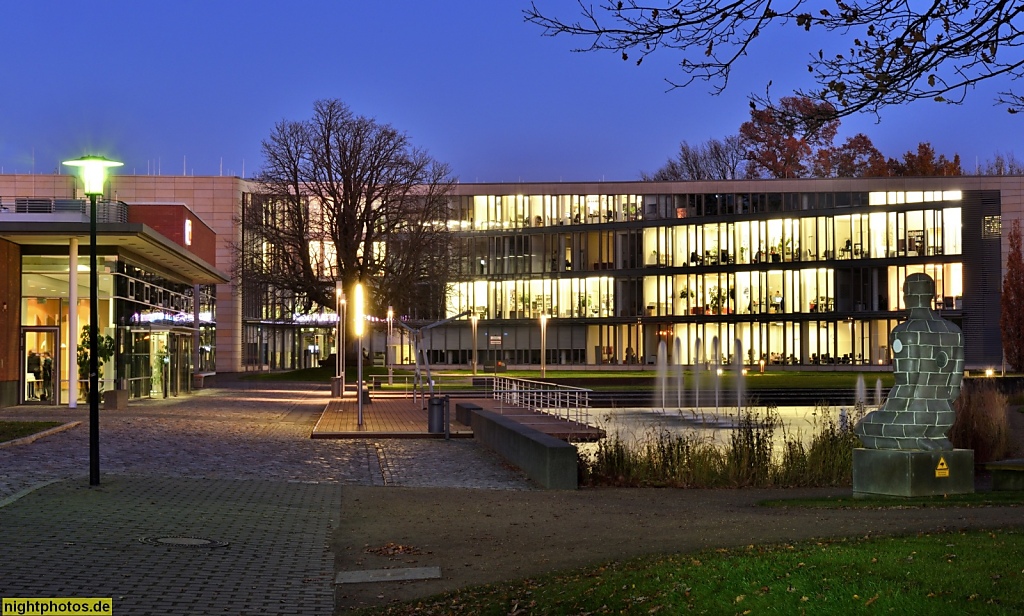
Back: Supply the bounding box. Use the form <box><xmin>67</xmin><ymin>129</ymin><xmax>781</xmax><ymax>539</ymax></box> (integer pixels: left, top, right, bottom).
<box><xmin>903</xmin><ymin>273</ymin><xmax>935</xmax><ymax>309</ymax></box>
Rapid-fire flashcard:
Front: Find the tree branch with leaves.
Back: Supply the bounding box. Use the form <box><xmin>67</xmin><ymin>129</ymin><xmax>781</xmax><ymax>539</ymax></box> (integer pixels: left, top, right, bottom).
<box><xmin>525</xmin><ymin>1</ymin><xmax>1024</xmax><ymax>120</ymax></box>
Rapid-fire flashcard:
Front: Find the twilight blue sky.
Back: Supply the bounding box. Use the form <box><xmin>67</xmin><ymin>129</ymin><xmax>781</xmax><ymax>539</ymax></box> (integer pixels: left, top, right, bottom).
<box><xmin>0</xmin><ymin>1</ymin><xmax>1017</xmax><ymax>182</ymax></box>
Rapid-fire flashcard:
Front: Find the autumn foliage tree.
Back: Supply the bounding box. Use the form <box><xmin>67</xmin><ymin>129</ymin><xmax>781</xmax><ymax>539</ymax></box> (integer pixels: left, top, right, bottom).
<box><xmin>885</xmin><ymin>142</ymin><xmax>963</xmax><ymax>176</ymax></box>
<box><xmin>649</xmin><ymin>95</ymin><xmax>964</xmax><ymax>179</ymax></box>
<box><xmin>1001</xmin><ymin>219</ymin><xmax>1024</xmax><ymax>372</ymax></box>
<box><xmin>739</xmin><ymin>96</ymin><xmax>840</xmax><ymax>178</ymax></box>
<box><xmin>812</xmin><ymin>133</ymin><xmax>887</xmax><ymax>177</ymax></box>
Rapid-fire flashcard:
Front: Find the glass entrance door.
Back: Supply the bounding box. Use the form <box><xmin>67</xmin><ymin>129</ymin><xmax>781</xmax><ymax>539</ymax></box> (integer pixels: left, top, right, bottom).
<box><xmin>21</xmin><ymin>327</ymin><xmax>59</xmax><ymax>405</ymax></box>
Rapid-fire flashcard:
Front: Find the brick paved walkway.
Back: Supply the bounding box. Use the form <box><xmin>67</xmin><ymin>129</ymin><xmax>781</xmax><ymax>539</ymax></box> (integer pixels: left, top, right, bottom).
<box><xmin>0</xmin><ymin>379</ymin><xmax>531</xmax><ymax>615</ymax></box>
<box><xmin>312</xmin><ymin>392</ymin><xmax>605</xmax><ymax>441</ymax></box>
<box><xmin>312</xmin><ymin>393</ymin><xmax>473</xmax><ymax>438</ymax></box>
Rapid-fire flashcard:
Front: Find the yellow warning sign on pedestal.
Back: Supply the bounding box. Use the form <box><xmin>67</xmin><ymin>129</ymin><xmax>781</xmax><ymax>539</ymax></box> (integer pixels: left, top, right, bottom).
<box><xmin>935</xmin><ymin>456</ymin><xmax>950</xmax><ymax>478</ymax></box>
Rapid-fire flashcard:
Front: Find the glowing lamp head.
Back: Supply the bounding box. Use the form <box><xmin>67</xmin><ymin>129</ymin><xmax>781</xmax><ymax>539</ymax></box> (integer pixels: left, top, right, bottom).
<box><xmin>353</xmin><ymin>282</ymin><xmax>365</xmax><ymax>337</ymax></box>
<box><xmin>62</xmin><ymin>155</ymin><xmax>123</xmax><ymax>195</ymax></box>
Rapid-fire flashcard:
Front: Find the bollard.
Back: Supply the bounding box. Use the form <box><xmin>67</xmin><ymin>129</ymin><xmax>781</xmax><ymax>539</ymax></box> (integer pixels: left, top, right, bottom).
<box><xmin>428</xmin><ymin>397</ymin><xmax>445</xmax><ymax>434</ymax></box>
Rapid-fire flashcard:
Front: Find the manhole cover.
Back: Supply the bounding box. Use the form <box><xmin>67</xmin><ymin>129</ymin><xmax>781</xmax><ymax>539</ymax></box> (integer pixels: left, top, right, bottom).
<box><xmin>139</xmin><ymin>536</ymin><xmax>228</xmax><ymax>548</ymax></box>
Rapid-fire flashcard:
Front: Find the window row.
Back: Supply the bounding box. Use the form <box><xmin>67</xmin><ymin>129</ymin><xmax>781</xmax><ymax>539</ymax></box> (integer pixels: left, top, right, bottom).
<box><xmin>457</xmin><ymin>208</ymin><xmax>962</xmax><ymax>277</ymax></box>
<box><xmin>445</xmin><ymin>263</ymin><xmax>963</xmax><ymax>321</ymax></box>
<box><xmin>449</xmin><ymin>191</ymin><xmax>963</xmax><ymax>229</ymax></box>
<box><xmin>406</xmin><ymin>319</ymin><xmax>913</xmax><ymax>368</ymax></box>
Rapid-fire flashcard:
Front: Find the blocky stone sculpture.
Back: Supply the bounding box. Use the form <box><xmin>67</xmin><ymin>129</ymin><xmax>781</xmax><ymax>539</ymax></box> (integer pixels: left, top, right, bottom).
<box><xmin>855</xmin><ymin>273</ymin><xmax>964</xmax><ymax>450</ymax></box>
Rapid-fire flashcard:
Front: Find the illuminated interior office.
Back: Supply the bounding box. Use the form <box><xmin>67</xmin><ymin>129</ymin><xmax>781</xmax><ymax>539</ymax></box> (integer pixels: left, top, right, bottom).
<box><xmin>432</xmin><ymin>181</ymin><xmax>1003</xmax><ymax>370</ymax></box>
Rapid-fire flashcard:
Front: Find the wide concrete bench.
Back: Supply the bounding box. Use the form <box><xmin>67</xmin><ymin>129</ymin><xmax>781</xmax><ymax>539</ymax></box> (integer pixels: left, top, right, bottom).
<box><xmin>455</xmin><ymin>402</ymin><xmax>577</xmax><ymax>490</ymax></box>
<box><xmin>986</xmin><ymin>459</ymin><xmax>1024</xmax><ymax>491</ymax></box>
<box><xmin>192</xmin><ymin>372</ymin><xmax>216</xmax><ymax>389</ymax></box>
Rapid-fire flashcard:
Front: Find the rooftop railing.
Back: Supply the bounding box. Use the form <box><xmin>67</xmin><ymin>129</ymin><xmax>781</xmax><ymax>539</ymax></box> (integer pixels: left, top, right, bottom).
<box><xmin>0</xmin><ymin>197</ymin><xmax>128</xmax><ymax>223</ymax></box>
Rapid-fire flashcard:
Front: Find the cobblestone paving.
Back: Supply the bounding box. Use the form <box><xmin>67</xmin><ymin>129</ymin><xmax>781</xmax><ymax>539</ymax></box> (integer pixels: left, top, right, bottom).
<box><xmin>0</xmin><ymin>477</ymin><xmax>339</xmax><ymax>615</ymax></box>
<box><xmin>0</xmin><ymin>382</ymin><xmax>531</xmax><ymax>498</ymax></box>
<box><xmin>0</xmin><ymin>381</ymin><xmax>531</xmax><ymax>615</ymax></box>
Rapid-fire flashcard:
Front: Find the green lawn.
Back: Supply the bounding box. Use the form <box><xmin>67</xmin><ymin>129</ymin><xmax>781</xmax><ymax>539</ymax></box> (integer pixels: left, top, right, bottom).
<box><xmin>239</xmin><ymin>366</ymin><xmax>337</xmax><ymax>382</ymax></box>
<box><xmin>241</xmin><ymin>365</ymin><xmax>896</xmax><ymax>390</ymax></box>
<box><xmin>359</xmin><ymin>528</ymin><xmax>1024</xmax><ymax>615</ymax></box>
<box><xmin>761</xmin><ymin>491</ymin><xmax>1024</xmax><ymax>509</ymax></box>
<box><xmin>0</xmin><ymin>421</ymin><xmax>62</xmax><ymax>443</ymax></box>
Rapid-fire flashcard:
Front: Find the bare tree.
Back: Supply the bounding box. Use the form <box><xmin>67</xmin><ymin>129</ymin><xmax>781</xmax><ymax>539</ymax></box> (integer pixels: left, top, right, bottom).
<box><xmin>642</xmin><ymin>135</ymin><xmax>746</xmax><ymax>180</ymax></box>
<box><xmin>525</xmin><ymin>1</ymin><xmax>1024</xmax><ymax>119</ymax></box>
<box><xmin>241</xmin><ymin>99</ymin><xmax>457</xmax><ymax>322</ymax></box>
<box><xmin>981</xmin><ymin>151</ymin><xmax>1024</xmax><ymax>175</ymax></box>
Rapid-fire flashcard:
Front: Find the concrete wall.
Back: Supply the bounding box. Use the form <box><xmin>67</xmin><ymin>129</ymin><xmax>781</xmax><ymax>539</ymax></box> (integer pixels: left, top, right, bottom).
<box><xmin>460</xmin><ymin>403</ymin><xmax>578</xmax><ymax>489</ymax></box>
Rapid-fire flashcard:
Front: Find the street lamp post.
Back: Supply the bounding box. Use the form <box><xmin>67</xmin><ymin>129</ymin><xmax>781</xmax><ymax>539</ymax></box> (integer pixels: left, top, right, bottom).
<box><xmin>386</xmin><ymin>305</ymin><xmax>393</xmax><ymax>385</ymax></box>
<box><xmin>540</xmin><ymin>314</ymin><xmax>549</xmax><ymax>378</ymax></box>
<box><xmin>470</xmin><ymin>314</ymin><xmax>479</xmax><ymax>375</ymax></box>
<box><xmin>63</xmin><ymin>155</ymin><xmax>123</xmax><ymax>487</ymax></box>
<box><xmin>354</xmin><ymin>282</ymin><xmax>365</xmax><ymax>426</ymax></box>
<box><xmin>334</xmin><ymin>283</ymin><xmax>346</xmax><ymax>398</ymax></box>
<box><xmin>340</xmin><ymin>293</ymin><xmax>347</xmax><ymax>392</ymax></box>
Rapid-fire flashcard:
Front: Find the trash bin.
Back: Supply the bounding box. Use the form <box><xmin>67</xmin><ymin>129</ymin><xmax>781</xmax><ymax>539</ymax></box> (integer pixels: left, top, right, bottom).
<box><xmin>428</xmin><ymin>397</ymin><xmax>445</xmax><ymax>434</ymax></box>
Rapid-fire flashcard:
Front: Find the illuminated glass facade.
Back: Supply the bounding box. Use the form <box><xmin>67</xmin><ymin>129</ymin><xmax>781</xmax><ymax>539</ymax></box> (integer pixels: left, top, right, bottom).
<box><xmin>239</xmin><ymin>193</ymin><xmax>340</xmax><ymax>371</ymax></box>
<box><xmin>431</xmin><ymin>182</ymin><xmax>1004</xmax><ymax>369</ymax></box>
<box><xmin>18</xmin><ymin>253</ymin><xmax>214</xmax><ymax>402</ymax></box>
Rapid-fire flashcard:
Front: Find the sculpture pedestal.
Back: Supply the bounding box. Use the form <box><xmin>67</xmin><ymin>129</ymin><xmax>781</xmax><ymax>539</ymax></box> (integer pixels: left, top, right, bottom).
<box><xmin>853</xmin><ymin>449</ymin><xmax>974</xmax><ymax>498</ymax></box>
<box><xmin>102</xmin><ymin>389</ymin><xmax>129</xmax><ymax>410</ymax></box>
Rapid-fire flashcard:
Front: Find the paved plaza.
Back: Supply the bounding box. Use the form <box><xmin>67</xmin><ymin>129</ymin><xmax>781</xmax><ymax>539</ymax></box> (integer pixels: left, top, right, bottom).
<box><xmin>0</xmin><ymin>379</ymin><xmax>531</xmax><ymax>615</ymax></box>
<box><xmin>4</xmin><ymin>379</ymin><xmax>1022</xmax><ymax>614</ymax></box>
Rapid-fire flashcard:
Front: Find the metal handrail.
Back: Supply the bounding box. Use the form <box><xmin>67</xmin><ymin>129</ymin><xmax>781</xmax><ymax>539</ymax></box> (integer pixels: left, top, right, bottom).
<box><xmin>0</xmin><ymin>196</ymin><xmax>128</xmax><ymax>223</ymax></box>
<box><xmin>365</xmin><ymin>374</ymin><xmax>592</xmax><ymax>425</ymax></box>
<box><xmin>491</xmin><ymin>376</ymin><xmax>591</xmax><ymax>426</ymax></box>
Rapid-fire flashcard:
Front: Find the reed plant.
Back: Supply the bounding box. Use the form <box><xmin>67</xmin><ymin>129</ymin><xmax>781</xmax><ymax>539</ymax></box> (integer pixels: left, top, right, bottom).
<box><xmin>579</xmin><ymin>403</ymin><xmax>862</xmax><ymax>488</ymax></box>
<box><xmin>771</xmin><ymin>403</ymin><xmax>863</xmax><ymax>486</ymax></box>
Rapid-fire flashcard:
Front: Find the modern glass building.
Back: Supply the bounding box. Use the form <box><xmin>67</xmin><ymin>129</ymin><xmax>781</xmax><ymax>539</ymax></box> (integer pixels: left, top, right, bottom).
<box><xmin>0</xmin><ymin>175</ymin><xmax>229</xmax><ymax>407</ymax></box>
<box><xmin>10</xmin><ymin>173</ymin><xmax>1012</xmax><ymax>394</ymax></box>
<box><xmin>417</xmin><ymin>178</ymin><xmax>1019</xmax><ymax>371</ymax></box>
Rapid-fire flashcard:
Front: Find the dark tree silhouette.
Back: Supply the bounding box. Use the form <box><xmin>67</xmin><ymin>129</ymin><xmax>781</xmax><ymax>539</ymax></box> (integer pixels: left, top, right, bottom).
<box><xmin>241</xmin><ymin>99</ymin><xmax>458</xmax><ymax>322</ymax></box>
<box><xmin>642</xmin><ymin>136</ymin><xmax>746</xmax><ymax>180</ymax></box>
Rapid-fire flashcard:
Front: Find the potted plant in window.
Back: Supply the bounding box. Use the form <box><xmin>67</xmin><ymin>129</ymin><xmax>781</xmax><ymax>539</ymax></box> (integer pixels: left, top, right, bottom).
<box><xmin>519</xmin><ymin>295</ymin><xmax>530</xmax><ymax>318</ymax></box>
<box><xmin>708</xmin><ymin>287</ymin><xmax>724</xmax><ymax>315</ymax></box>
<box><xmin>707</xmin><ymin>287</ymin><xmax>734</xmax><ymax>315</ymax></box>
<box><xmin>77</xmin><ymin>325</ymin><xmax>118</xmax><ymax>406</ymax></box>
